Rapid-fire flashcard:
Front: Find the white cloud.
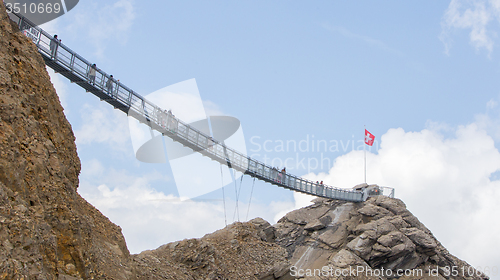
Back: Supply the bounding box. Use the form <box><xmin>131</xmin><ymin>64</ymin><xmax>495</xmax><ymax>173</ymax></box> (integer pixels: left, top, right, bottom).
<box><xmin>66</xmin><ymin>0</ymin><xmax>136</xmax><ymax>56</ymax></box>
<box><xmin>302</xmin><ymin>121</ymin><xmax>500</xmax><ymax>272</ymax></box>
<box><xmin>78</xmin><ymin>159</ymin><xmax>296</xmax><ymax>253</ymax></box>
<box><xmin>487</xmin><ymin>98</ymin><xmax>498</xmax><ymax>109</ymax></box>
<box><xmin>475</xmin><ymin>96</ymin><xmax>500</xmax><ymax>142</ymax></box>
<box><xmin>440</xmin><ymin>0</ymin><xmax>500</xmax><ymax>56</ymax></box>
<box><xmin>203</xmin><ymin>99</ymin><xmax>225</xmax><ymax>116</ymax></box>
<box><xmin>74</xmin><ymin>103</ymin><xmax>131</xmax><ymax>151</ymax></box>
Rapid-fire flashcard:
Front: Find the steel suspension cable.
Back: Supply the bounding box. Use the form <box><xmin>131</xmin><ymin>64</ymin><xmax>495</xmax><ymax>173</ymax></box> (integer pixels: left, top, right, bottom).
<box><xmin>232</xmin><ymin>169</ymin><xmax>240</xmax><ymax>222</ymax></box>
<box><xmin>246</xmin><ymin>177</ymin><xmax>256</xmax><ymax>221</ymax></box>
<box><xmin>220</xmin><ymin>163</ymin><xmax>227</xmax><ymax>226</ymax></box>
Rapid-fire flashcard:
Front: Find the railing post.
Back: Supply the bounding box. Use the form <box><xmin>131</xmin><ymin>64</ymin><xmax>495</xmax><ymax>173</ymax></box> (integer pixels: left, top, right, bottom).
<box><xmin>19</xmin><ymin>16</ymin><xmax>24</xmax><ymax>32</ymax></box>
<box><xmin>35</xmin><ymin>28</ymin><xmax>42</xmax><ymax>48</ymax></box>
<box><xmin>70</xmin><ymin>53</ymin><xmax>76</xmax><ymax>73</ymax></box>
<box><xmin>127</xmin><ymin>91</ymin><xmax>133</xmax><ymax>108</ymax></box>
<box><xmin>195</xmin><ymin>130</ymin><xmax>200</xmax><ymax>147</ymax></box>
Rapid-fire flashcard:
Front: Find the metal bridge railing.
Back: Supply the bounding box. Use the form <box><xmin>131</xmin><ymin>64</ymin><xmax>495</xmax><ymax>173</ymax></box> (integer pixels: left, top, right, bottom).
<box><xmin>8</xmin><ymin>11</ymin><xmax>368</xmax><ymax>202</ymax></box>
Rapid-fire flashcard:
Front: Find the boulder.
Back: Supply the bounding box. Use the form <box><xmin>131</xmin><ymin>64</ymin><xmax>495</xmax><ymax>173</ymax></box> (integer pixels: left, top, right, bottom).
<box><xmin>388</xmin><ymin>233</ymin><xmax>416</xmax><ymax>259</ymax></box>
<box><xmin>346</xmin><ymin>231</ymin><xmax>377</xmax><ymax>260</ymax></box>
<box><xmin>401</xmin><ymin>227</ymin><xmax>437</xmax><ymax>250</ymax></box>
<box><xmin>328</xmin><ymin>249</ymin><xmax>370</xmax><ymax>269</ymax></box>
<box><xmin>250</xmin><ymin>217</ymin><xmax>276</xmax><ymax>242</ymax></box>
<box><xmin>287</xmin><ymin>244</ymin><xmax>333</xmax><ymax>278</ymax></box>
<box><xmin>354</xmin><ymin>217</ymin><xmax>397</xmax><ymax>238</ymax></box>
<box><xmin>318</xmin><ymin>224</ymin><xmax>347</xmax><ymax>249</ymax></box>
<box><xmin>357</xmin><ymin>203</ymin><xmax>393</xmax><ymax>217</ymax></box>
<box><xmin>304</xmin><ymin>219</ymin><xmax>326</xmax><ymax>231</ymax></box>
<box><xmin>387</xmin><ymin>215</ymin><xmax>410</xmax><ymax>229</ymax></box>
<box><xmin>279</xmin><ymin>204</ymin><xmax>330</xmax><ymax>225</ymax></box>
<box><xmin>371</xmin><ymin>196</ymin><xmax>407</xmax><ymax>215</ymax></box>
<box><xmin>322</xmin><ymin>203</ymin><xmax>354</xmax><ymax>226</ymax></box>
<box><xmin>377</xmin><ymin>231</ymin><xmax>406</xmax><ymax>248</ymax></box>
<box><xmin>369</xmin><ymin>243</ymin><xmax>391</xmax><ymax>260</ymax></box>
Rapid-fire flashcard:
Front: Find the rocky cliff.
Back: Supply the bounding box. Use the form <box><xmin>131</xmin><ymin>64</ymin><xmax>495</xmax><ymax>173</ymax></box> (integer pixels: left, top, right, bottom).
<box><xmin>0</xmin><ymin>4</ymin><xmax>132</xmax><ymax>279</ymax></box>
<box><xmin>132</xmin><ymin>196</ymin><xmax>489</xmax><ymax>280</ymax></box>
<box><xmin>271</xmin><ymin>196</ymin><xmax>488</xmax><ymax>279</ymax></box>
<box><xmin>0</xmin><ymin>2</ymin><xmax>490</xmax><ymax>279</ymax></box>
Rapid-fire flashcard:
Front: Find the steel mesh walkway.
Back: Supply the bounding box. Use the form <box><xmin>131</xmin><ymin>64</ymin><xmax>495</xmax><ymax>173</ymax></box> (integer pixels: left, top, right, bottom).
<box><xmin>9</xmin><ymin>11</ymin><xmax>372</xmax><ymax>202</ymax></box>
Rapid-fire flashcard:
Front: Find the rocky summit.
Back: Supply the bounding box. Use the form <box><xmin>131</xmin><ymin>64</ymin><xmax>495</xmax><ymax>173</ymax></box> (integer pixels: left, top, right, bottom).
<box><xmin>0</xmin><ymin>2</ymin><xmax>490</xmax><ymax>279</ymax></box>
<box><xmin>131</xmin><ymin>196</ymin><xmax>489</xmax><ymax>280</ymax></box>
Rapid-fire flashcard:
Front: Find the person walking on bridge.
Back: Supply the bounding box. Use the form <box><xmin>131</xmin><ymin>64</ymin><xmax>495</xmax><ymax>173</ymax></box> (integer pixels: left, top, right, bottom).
<box><xmin>88</xmin><ymin>64</ymin><xmax>97</xmax><ymax>85</ymax></box>
<box><xmin>50</xmin><ymin>35</ymin><xmax>60</xmax><ymax>59</ymax></box>
<box><xmin>106</xmin><ymin>75</ymin><xmax>115</xmax><ymax>96</ymax></box>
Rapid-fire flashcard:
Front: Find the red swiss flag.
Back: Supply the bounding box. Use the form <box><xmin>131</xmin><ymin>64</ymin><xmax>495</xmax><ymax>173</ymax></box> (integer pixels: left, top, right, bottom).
<box><xmin>365</xmin><ymin>129</ymin><xmax>375</xmax><ymax>146</ymax></box>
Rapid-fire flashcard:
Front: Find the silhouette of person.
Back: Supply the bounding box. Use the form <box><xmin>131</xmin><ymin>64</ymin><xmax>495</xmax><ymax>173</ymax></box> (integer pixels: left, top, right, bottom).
<box><xmin>50</xmin><ymin>34</ymin><xmax>60</xmax><ymax>59</ymax></box>
<box><xmin>106</xmin><ymin>75</ymin><xmax>115</xmax><ymax>95</ymax></box>
<box><xmin>88</xmin><ymin>64</ymin><xmax>97</xmax><ymax>85</ymax></box>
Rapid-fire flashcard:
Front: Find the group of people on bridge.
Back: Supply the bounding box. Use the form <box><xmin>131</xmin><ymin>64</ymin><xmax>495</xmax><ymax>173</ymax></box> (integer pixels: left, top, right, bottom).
<box><xmin>272</xmin><ymin>167</ymin><xmax>287</xmax><ymax>183</ymax></box>
<box><xmin>157</xmin><ymin>108</ymin><xmax>177</xmax><ymax>133</ymax></box>
<box><xmin>50</xmin><ymin>35</ymin><xmax>119</xmax><ymax>98</ymax></box>
<box><xmin>87</xmin><ymin>62</ymin><xmax>117</xmax><ymax>96</ymax></box>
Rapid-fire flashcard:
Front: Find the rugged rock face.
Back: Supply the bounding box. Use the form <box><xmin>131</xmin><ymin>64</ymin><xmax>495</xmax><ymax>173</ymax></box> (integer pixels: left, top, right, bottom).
<box><xmin>131</xmin><ymin>195</ymin><xmax>489</xmax><ymax>280</ymax></box>
<box><xmin>0</xmin><ymin>2</ymin><xmax>490</xmax><ymax>279</ymax></box>
<box><xmin>132</xmin><ymin>219</ymin><xmax>291</xmax><ymax>280</ymax></box>
<box><xmin>272</xmin><ymin>196</ymin><xmax>488</xmax><ymax>279</ymax></box>
<box><xmin>0</xmin><ymin>3</ymin><xmax>132</xmax><ymax>279</ymax></box>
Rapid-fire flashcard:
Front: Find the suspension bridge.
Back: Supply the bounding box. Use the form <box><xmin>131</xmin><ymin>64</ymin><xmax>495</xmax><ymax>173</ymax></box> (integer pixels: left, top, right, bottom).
<box><xmin>8</xmin><ymin>11</ymin><xmax>394</xmax><ymax>203</ymax></box>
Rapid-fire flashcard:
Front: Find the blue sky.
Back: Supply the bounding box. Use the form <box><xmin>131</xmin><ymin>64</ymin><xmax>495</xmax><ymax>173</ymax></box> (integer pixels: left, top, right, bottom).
<box><xmin>37</xmin><ymin>0</ymin><xmax>500</xmax><ymax>276</ymax></box>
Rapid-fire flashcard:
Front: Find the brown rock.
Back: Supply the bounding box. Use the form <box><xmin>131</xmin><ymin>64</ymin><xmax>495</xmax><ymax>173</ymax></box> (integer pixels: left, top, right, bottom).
<box><xmin>304</xmin><ymin>219</ymin><xmax>326</xmax><ymax>231</ymax></box>
<box><xmin>377</xmin><ymin>231</ymin><xmax>406</xmax><ymax>248</ymax></box>
<box><xmin>387</xmin><ymin>215</ymin><xmax>410</xmax><ymax>229</ymax></box>
<box><xmin>280</xmin><ymin>204</ymin><xmax>330</xmax><ymax>225</ymax></box>
<box><xmin>401</xmin><ymin>227</ymin><xmax>437</xmax><ymax>249</ymax></box>
<box><xmin>357</xmin><ymin>203</ymin><xmax>393</xmax><ymax>217</ymax></box>
<box><xmin>371</xmin><ymin>195</ymin><xmax>407</xmax><ymax>215</ymax></box>
<box><xmin>0</xmin><ymin>3</ymin><xmax>131</xmax><ymax>279</ymax></box>
<box><xmin>328</xmin><ymin>249</ymin><xmax>370</xmax><ymax>268</ymax></box>
<box><xmin>346</xmin><ymin>232</ymin><xmax>377</xmax><ymax>260</ymax></box>
<box><xmin>354</xmin><ymin>217</ymin><xmax>397</xmax><ymax>238</ymax></box>
<box><xmin>322</xmin><ymin>202</ymin><xmax>354</xmax><ymax>226</ymax></box>
<box><xmin>249</xmin><ymin>217</ymin><xmax>276</xmax><ymax>242</ymax></box>
<box><xmin>318</xmin><ymin>224</ymin><xmax>347</xmax><ymax>249</ymax></box>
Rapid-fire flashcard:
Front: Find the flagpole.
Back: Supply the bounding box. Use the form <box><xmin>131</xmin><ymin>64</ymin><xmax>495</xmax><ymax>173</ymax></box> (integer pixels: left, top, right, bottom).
<box><xmin>364</xmin><ymin>125</ymin><xmax>366</xmax><ymax>183</ymax></box>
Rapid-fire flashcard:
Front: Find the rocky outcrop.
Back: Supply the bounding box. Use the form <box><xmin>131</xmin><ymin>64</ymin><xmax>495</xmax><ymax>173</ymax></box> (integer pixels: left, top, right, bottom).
<box><xmin>132</xmin><ymin>219</ymin><xmax>291</xmax><ymax>280</ymax></box>
<box><xmin>273</xmin><ymin>196</ymin><xmax>488</xmax><ymax>279</ymax></box>
<box><xmin>0</xmin><ymin>3</ymin><xmax>132</xmax><ymax>279</ymax></box>
<box><xmin>130</xmin><ymin>194</ymin><xmax>489</xmax><ymax>279</ymax></box>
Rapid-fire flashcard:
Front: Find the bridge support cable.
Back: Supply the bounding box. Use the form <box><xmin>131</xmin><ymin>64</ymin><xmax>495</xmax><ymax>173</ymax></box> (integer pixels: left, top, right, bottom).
<box><xmin>220</xmin><ymin>164</ymin><xmax>227</xmax><ymax>227</ymax></box>
<box><xmin>232</xmin><ymin>170</ymin><xmax>240</xmax><ymax>222</ymax></box>
<box><xmin>8</xmin><ymin>11</ymin><xmax>374</xmax><ymax>203</ymax></box>
<box><xmin>246</xmin><ymin>177</ymin><xmax>255</xmax><ymax>221</ymax></box>
<box><xmin>232</xmin><ymin>173</ymin><xmax>245</xmax><ymax>222</ymax></box>
<box><xmin>237</xmin><ymin>174</ymin><xmax>244</xmax><ymax>216</ymax></box>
